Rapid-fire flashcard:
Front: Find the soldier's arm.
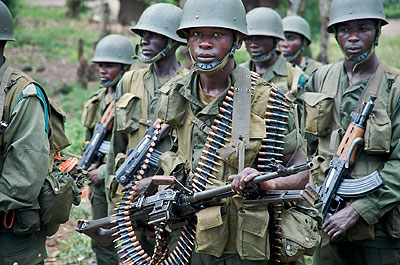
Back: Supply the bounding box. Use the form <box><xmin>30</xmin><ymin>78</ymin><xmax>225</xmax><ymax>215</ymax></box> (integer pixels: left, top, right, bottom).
<box><xmin>350</xmin><ymin>78</ymin><xmax>400</xmax><ymax>225</ymax></box>
<box><xmin>0</xmin><ymin>84</ymin><xmax>50</xmax><ymax>211</ymax></box>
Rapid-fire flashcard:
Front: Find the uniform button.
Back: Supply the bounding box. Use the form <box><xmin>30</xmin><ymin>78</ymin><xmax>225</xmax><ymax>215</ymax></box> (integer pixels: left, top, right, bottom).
<box><xmin>286</xmin><ymin>244</ymin><xmax>291</xmax><ymax>251</ymax></box>
<box><xmin>13</xmin><ymin>262</ymin><xmax>18</xmax><ymax>265</ymax></box>
<box><xmin>305</xmin><ymin>236</ymin><xmax>310</xmax><ymax>242</ymax></box>
<box><xmin>38</xmin><ymin>253</ymin><xmax>42</xmax><ymax>258</ymax></box>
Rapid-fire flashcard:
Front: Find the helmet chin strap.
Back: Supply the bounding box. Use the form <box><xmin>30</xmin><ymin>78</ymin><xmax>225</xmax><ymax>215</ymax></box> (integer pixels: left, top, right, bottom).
<box><xmin>251</xmin><ymin>41</ymin><xmax>277</xmax><ymax>63</ymax></box>
<box><xmin>284</xmin><ymin>43</ymin><xmax>304</xmax><ymax>62</ymax></box>
<box><xmin>101</xmin><ymin>65</ymin><xmax>128</xmax><ymax>88</ymax></box>
<box><xmin>190</xmin><ymin>33</ymin><xmax>239</xmax><ymax>75</ymax></box>
<box><xmin>134</xmin><ymin>39</ymin><xmax>178</xmax><ymax>64</ymax></box>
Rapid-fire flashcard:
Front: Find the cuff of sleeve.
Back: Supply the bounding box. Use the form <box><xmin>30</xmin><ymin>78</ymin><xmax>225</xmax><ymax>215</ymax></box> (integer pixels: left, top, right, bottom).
<box><xmin>351</xmin><ymin>199</ymin><xmax>379</xmax><ymax>226</ymax></box>
<box><xmin>97</xmin><ymin>164</ymin><xmax>107</xmax><ymax>180</ymax></box>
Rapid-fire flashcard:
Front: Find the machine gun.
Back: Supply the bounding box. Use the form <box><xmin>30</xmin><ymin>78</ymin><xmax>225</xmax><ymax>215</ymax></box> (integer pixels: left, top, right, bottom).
<box><xmin>77</xmin><ymin>161</ymin><xmax>316</xmax><ymax>245</ymax></box>
<box><xmin>79</xmin><ymin>102</ymin><xmax>115</xmax><ymax>170</ymax></box>
<box><xmin>317</xmin><ymin>96</ymin><xmax>383</xmax><ymax>221</ymax></box>
<box><xmin>115</xmin><ymin>121</ymin><xmax>169</xmax><ymax>186</ymax></box>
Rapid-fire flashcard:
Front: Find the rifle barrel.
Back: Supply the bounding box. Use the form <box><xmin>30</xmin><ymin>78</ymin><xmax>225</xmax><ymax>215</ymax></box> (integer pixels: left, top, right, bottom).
<box><xmin>189</xmin><ymin>162</ymin><xmax>312</xmax><ymax>203</ymax></box>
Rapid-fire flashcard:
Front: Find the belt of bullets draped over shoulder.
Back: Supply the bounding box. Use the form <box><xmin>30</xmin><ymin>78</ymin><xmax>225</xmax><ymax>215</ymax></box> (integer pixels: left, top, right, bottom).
<box><xmin>111</xmin><ymin>72</ymin><xmax>290</xmax><ymax>265</ymax></box>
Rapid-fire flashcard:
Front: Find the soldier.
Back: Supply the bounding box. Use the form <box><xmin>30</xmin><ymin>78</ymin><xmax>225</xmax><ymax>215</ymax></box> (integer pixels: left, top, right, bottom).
<box><xmin>81</xmin><ymin>34</ymin><xmax>134</xmax><ymax>265</ymax></box>
<box><xmin>279</xmin><ymin>15</ymin><xmax>323</xmax><ymax>76</ymax></box>
<box><xmin>241</xmin><ymin>7</ymin><xmax>307</xmax><ymax>105</ymax></box>
<box><xmin>302</xmin><ymin>0</ymin><xmax>400</xmax><ymax>264</ymax></box>
<box><xmin>156</xmin><ymin>0</ymin><xmax>310</xmax><ymax>264</ymax></box>
<box><xmin>105</xmin><ymin>2</ymin><xmax>186</xmax><ymax>255</ymax></box>
<box><xmin>0</xmin><ymin>2</ymin><xmax>51</xmax><ymax>264</ymax></box>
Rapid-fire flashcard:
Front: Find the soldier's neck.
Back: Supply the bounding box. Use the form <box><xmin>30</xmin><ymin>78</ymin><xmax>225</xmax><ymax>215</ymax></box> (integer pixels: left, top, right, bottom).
<box><xmin>154</xmin><ymin>52</ymin><xmax>180</xmax><ymax>80</ymax></box>
<box><xmin>292</xmin><ymin>52</ymin><xmax>303</xmax><ymax>67</ymax></box>
<box><xmin>253</xmin><ymin>53</ymin><xmax>278</xmax><ymax>75</ymax></box>
<box><xmin>198</xmin><ymin>59</ymin><xmax>234</xmax><ymax>98</ymax></box>
<box><xmin>344</xmin><ymin>54</ymin><xmax>379</xmax><ymax>85</ymax></box>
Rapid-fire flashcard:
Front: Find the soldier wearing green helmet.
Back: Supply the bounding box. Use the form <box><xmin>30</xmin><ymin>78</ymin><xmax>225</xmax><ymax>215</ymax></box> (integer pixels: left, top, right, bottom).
<box><xmin>301</xmin><ymin>0</ymin><xmax>400</xmax><ymax>264</ymax></box>
<box><xmin>105</xmin><ymin>2</ymin><xmax>187</xmax><ymax>255</ymax></box>
<box><xmin>241</xmin><ymin>7</ymin><xmax>308</xmax><ymax>106</ymax></box>
<box><xmin>81</xmin><ymin>34</ymin><xmax>134</xmax><ymax>265</ymax></box>
<box><xmin>154</xmin><ymin>0</ymin><xmax>312</xmax><ymax>264</ymax></box>
<box><xmin>1</xmin><ymin>2</ymin><xmax>55</xmax><ymax>264</ymax></box>
<box><xmin>279</xmin><ymin>15</ymin><xmax>323</xmax><ymax>76</ymax></box>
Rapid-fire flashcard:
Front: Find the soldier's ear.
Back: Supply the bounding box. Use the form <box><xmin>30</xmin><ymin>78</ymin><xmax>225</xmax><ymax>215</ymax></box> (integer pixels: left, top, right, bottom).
<box><xmin>236</xmin><ymin>34</ymin><xmax>244</xmax><ymax>50</ymax></box>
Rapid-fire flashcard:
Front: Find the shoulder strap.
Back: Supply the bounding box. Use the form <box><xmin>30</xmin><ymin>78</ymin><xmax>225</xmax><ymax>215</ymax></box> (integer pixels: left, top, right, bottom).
<box><xmin>286</xmin><ymin>65</ymin><xmax>303</xmax><ymax>102</ymax></box>
<box><xmin>0</xmin><ymin>66</ymin><xmax>15</xmax><ymax>121</ymax></box>
<box><xmin>232</xmin><ymin>67</ymin><xmax>252</xmax><ymax>148</ymax></box>
<box><xmin>232</xmin><ymin>67</ymin><xmax>252</xmax><ymax>172</ymax></box>
<box><xmin>357</xmin><ymin>62</ymin><xmax>387</xmax><ymax>108</ymax></box>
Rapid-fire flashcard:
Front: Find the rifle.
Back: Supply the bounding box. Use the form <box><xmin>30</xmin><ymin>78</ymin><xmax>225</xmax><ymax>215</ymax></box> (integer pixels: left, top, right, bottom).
<box><xmin>115</xmin><ymin>120</ymin><xmax>169</xmax><ymax>186</ymax></box>
<box><xmin>77</xmin><ymin>161</ymin><xmax>315</xmax><ymax>245</ymax></box>
<box><xmin>79</xmin><ymin>101</ymin><xmax>115</xmax><ymax>170</ymax></box>
<box><xmin>317</xmin><ymin>96</ymin><xmax>383</xmax><ymax>221</ymax></box>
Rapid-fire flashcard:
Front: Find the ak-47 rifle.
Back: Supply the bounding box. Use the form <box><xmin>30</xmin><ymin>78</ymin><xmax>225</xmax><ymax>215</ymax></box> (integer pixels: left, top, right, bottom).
<box><xmin>79</xmin><ymin>101</ymin><xmax>115</xmax><ymax>170</ymax></box>
<box><xmin>115</xmin><ymin>120</ymin><xmax>169</xmax><ymax>186</ymax></box>
<box><xmin>77</xmin><ymin>160</ymin><xmax>316</xmax><ymax>245</ymax></box>
<box><xmin>317</xmin><ymin>96</ymin><xmax>384</xmax><ymax>221</ymax></box>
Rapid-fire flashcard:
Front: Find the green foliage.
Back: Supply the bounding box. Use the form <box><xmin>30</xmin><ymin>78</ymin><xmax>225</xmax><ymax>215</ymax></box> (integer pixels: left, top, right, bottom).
<box><xmin>234</xmin><ymin>45</ymin><xmax>250</xmax><ymax>65</ymax></box>
<box><xmin>55</xmin><ymin>83</ymin><xmax>98</xmax><ymax>155</ymax></box>
<box><xmin>7</xmin><ymin>2</ymin><xmax>98</xmax><ymax>62</ymax></box>
<box><xmin>384</xmin><ymin>0</ymin><xmax>400</xmax><ymax>18</ymax></box>
<box><xmin>276</xmin><ymin>0</ymin><xmax>322</xmax><ymax>41</ymax></box>
<box><xmin>56</xmin><ymin>231</ymin><xmax>94</xmax><ymax>264</ymax></box>
<box><xmin>142</xmin><ymin>0</ymin><xmax>179</xmax><ymax>6</ymax></box>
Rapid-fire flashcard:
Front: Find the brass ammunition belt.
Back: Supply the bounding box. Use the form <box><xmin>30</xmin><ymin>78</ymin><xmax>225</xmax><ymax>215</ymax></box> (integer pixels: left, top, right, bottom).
<box><xmin>258</xmin><ymin>84</ymin><xmax>290</xmax><ymax>265</ymax></box>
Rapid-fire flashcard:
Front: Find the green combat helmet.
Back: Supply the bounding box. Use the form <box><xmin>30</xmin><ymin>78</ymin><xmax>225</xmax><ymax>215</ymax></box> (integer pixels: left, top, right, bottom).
<box><xmin>91</xmin><ymin>34</ymin><xmax>135</xmax><ymax>87</ymax></box>
<box><xmin>282</xmin><ymin>15</ymin><xmax>311</xmax><ymax>44</ymax></box>
<box><xmin>130</xmin><ymin>3</ymin><xmax>185</xmax><ymax>64</ymax></box>
<box><xmin>0</xmin><ymin>1</ymin><xmax>16</xmax><ymax>41</ymax></box>
<box><xmin>246</xmin><ymin>7</ymin><xmax>284</xmax><ymax>62</ymax></box>
<box><xmin>177</xmin><ymin>0</ymin><xmax>247</xmax><ymax>74</ymax></box>
<box><xmin>91</xmin><ymin>34</ymin><xmax>135</xmax><ymax>65</ymax></box>
<box><xmin>282</xmin><ymin>15</ymin><xmax>311</xmax><ymax>62</ymax></box>
<box><xmin>328</xmin><ymin>0</ymin><xmax>388</xmax><ymax>70</ymax></box>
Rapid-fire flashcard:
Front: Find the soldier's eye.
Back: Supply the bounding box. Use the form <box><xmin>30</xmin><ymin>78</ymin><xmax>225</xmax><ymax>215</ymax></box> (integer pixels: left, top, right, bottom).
<box><xmin>214</xmin><ymin>32</ymin><xmax>223</xmax><ymax>37</ymax></box>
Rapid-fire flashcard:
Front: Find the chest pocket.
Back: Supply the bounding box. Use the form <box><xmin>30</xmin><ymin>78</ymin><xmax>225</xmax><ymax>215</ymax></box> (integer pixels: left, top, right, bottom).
<box><xmin>364</xmin><ymin>108</ymin><xmax>391</xmax><ymax>154</ymax></box>
<box><xmin>303</xmin><ymin>92</ymin><xmax>335</xmax><ymax>137</ymax></box>
<box><xmin>115</xmin><ymin>93</ymin><xmax>140</xmax><ymax>134</ymax></box>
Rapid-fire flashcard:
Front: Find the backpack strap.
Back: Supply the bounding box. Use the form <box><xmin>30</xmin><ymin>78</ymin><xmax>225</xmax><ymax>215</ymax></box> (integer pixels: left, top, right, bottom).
<box><xmin>0</xmin><ymin>66</ymin><xmax>16</xmax><ymax>121</ymax></box>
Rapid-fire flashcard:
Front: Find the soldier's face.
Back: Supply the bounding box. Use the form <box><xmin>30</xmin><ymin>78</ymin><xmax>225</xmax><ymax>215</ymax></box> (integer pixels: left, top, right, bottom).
<box><xmin>140</xmin><ymin>30</ymin><xmax>168</xmax><ymax>58</ymax></box>
<box><xmin>188</xmin><ymin>27</ymin><xmax>235</xmax><ymax>64</ymax></box>
<box><xmin>244</xmin><ymin>35</ymin><xmax>275</xmax><ymax>57</ymax></box>
<box><xmin>98</xmin><ymin>62</ymin><xmax>123</xmax><ymax>83</ymax></box>
<box><xmin>278</xmin><ymin>32</ymin><xmax>304</xmax><ymax>57</ymax></box>
<box><xmin>336</xmin><ymin>19</ymin><xmax>377</xmax><ymax>58</ymax></box>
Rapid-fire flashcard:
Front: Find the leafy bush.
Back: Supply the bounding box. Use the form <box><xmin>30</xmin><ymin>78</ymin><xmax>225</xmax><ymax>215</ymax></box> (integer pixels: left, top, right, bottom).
<box><xmin>384</xmin><ymin>1</ymin><xmax>400</xmax><ymax>18</ymax></box>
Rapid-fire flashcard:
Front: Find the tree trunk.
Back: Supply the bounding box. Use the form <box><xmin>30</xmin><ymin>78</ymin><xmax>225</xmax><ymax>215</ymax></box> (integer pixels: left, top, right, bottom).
<box><xmin>242</xmin><ymin>0</ymin><xmax>281</xmax><ymax>12</ymax></box>
<box><xmin>287</xmin><ymin>0</ymin><xmax>306</xmax><ymax>16</ymax></box>
<box><xmin>118</xmin><ymin>0</ymin><xmax>146</xmax><ymax>25</ymax></box>
<box><xmin>318</xmin><ymin>0</ymin><xmax>330</xmax><ymax>63</ymax></box>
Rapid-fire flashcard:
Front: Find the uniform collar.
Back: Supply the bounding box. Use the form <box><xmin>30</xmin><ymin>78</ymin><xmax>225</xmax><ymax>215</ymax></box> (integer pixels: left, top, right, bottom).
<box><xmin>178</xmin><ymin>66</ymin><xmax>239</xmax><ymax>116</ymax></box>
<box><xmin>261</xmin><ymin>52</ymin><xmax>288</xmax><ymax>82</ymax></box>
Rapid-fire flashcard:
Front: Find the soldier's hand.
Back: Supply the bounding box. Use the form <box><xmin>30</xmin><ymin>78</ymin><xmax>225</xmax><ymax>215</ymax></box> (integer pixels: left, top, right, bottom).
<box><xmin>121</xmin><ymin>177</ymin><xmax>154</xmax><ymax>200</ymax></box>
<box><xmin>88</xmin><ymin>169</ymin><xmax>101</xmax><ymax>187</ymax></box>
<box><xmin>228</xmin><ymin>167</ymin><xmax>260</xmax><ymax>194</ymax></box>
<box><xmin>323</xmin><ymin>206</ymin><xmax>360</xmax><ymax>241</ymax></box>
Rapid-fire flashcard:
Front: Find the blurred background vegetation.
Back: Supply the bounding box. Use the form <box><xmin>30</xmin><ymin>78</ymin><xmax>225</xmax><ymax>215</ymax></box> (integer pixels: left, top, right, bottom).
<box><xmin>2</xmin><ymin>0</ymin><xmax>400</xmax><ymax>263</ymax></box>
